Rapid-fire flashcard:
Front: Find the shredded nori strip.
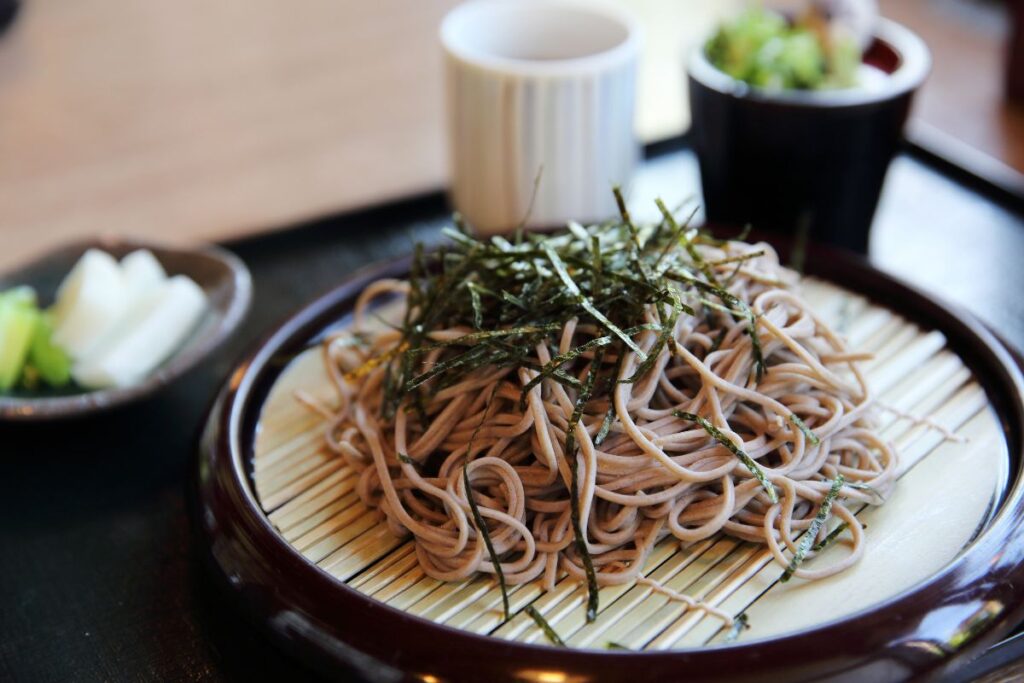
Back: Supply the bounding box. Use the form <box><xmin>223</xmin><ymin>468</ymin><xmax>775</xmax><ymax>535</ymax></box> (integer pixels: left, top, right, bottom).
<box><xmin>623</xmin><ymin>292</ymin><xmax>684</xmax><ymax>384</ymax></box>
<box><xmin>460</xmin><ymin>384</ymin><xmax>509</xmax><ymax>619</ymax></box>
<box><xmin>613</xmin><ymin>186</ymin><xmax>657</xmax><ymax>286</ymax></box>
<box><xmin>606</xmin><ymin>641</ymin><xmax>633</xmax><ymax>651</ymax></box>
<box><xmin>673</xmin><ymin>411</ymin><xmax>778</xmax><ymax>503</ymax></box>
<box><xmin>519</xmin><ymin>323</ymin><xmax>657</xmax><ymax>404</ymax></box>
<box><xmin>709</xmin><ymin>327</ymin><xmax>728</xmax><ymax>353</ymax></box>
<box><xmin>564</xmin><ymin>349</ymin><xmax>604</xmax><ymax>622</ymax></box>
<box><xmin>790</xmin><ymin>213</ymin><xmax>811</xmax><ymax>274</ymax></box>
<box><xmin>707</xmin><ymin>250</ymin><xmax>766</xmax><ymax>268</ymax></box>
<box><xmin>780</xmin><ymin>474</ymin><xmax>845</xmax><ymax>583</ymax></box>
<box><xmin>655</xmin><ymin>205</ymin><xmax>701</xmax><ymax>270</ymax></box>
<box><xmin>664</xmin><ymin>269</ymin><xmax>766</xmax><ymax>382</ymax></box>
<box><xmin>594</xmin><ymin>352</ymin><xmax>625</xmax><ymax>446</ymax></box>
<box><xmin>501</xmin><ymin>289</ymin><xmax>528</xmax><ymax>309</ymax></box>
<box><xmin>466</xmin><ymin>281</ymin><xmax>485</xmax><ymax>329</ymax></box>
<box><xmin>698</xmin><ymin>297</ymin><xmax>746</xmax><ymax>318</ymax></box>
<box><xmin>723</xmin><ymin>613</ymin><xmax>750</xmax><ymax>644</ymax></box>
<box><xmin>337</xmin><ymin>194</ymin><xmax>818</xmax><ymax>627</ymax></box>
<box><xmin>463</xmin><ymin>462</ymin><xmax>511</xmax><ymax>620</ymax></box>
<box><xmin>543</xmin><ymin>245</ymin><xmax>646</xmax><ymax>360</ymax></box>
<box><xmin>411</xmin><ymin>324</ymin><xmax>564</xmax><ymax>354</ymax></box>
<box><xmin>656</xmin><ymin>198</ymin><xmax>720</xmax><ymax>287</ymax></box>
<box><xmin>811</xmin><ymin>522</ymin><xmax>850</xmax><ymax>552</ymax></box>
<box><xmin>403</xmin><ymin>344</ymin><xmax>490</xmax><ymax>393</ymax></box>
<box><xmin>789</xmin><ymin>413</ymin><xmax>821</xmax><ymax>446</ymax></box>
<box><xmin>525</xmin><ymin>605</ymin><xmax>566</xmax><ymax>646</ymax></box>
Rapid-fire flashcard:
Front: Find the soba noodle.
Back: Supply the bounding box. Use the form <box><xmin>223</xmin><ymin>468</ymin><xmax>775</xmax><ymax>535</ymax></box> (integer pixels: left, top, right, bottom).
<box><xmin>297</xmin><ymin>215</ymin><xmax>897</xmax><ymax>628</ymax></box>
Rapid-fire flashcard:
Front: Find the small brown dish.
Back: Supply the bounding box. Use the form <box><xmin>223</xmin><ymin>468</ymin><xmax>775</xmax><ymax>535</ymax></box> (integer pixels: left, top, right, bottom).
<box><xmin>0</xmin><ymin>237</ymin><xmax>252</xmax><ymax>421</ymax></box>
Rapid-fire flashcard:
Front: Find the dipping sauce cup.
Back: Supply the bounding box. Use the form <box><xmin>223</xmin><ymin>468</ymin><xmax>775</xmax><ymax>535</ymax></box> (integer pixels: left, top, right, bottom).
<box><xmin>441</xmin><ymin>0</ymin><xmax>642</xmax><ymax>234</ymax></box>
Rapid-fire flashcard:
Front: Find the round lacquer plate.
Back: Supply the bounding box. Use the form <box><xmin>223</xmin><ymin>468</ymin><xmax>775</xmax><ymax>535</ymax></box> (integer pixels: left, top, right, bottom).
<box><xmin>192</xmin><ymin>244</ymin><xmax>1024</xmax><ymax>683</ymax></box>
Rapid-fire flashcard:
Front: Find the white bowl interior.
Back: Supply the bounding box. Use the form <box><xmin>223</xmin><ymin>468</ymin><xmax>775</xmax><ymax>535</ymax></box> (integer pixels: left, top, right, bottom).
<box><xmin>442</xmin><ymin>0</ymin><xmax>634</xmax><ymax>65</ymax></box>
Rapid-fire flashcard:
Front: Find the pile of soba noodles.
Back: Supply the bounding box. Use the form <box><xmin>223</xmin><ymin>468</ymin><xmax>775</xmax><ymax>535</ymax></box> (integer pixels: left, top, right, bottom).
<box><xmin>300</xmin><ymin>200</ymin><xmax>897</xmax><ymax>622</ymax></box>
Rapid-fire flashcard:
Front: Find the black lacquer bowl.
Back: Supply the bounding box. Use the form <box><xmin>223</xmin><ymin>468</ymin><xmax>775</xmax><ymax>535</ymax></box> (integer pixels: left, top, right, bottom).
<box><xmin>193</xmin><ymin>242</ymin><xmax>1024</xmax><ymax>683</ymax></box>
<box><xmin>688</xmin><ymin>18</ymin><xmax>930</xmax><ymax>253</ymax></box>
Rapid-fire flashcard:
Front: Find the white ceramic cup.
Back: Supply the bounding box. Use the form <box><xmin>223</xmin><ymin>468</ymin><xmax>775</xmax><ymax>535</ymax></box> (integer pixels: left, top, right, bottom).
<box><xmin>441</xmin><ymin>0</ymin><xmax>642</xmax><ymax>234</ymax></box>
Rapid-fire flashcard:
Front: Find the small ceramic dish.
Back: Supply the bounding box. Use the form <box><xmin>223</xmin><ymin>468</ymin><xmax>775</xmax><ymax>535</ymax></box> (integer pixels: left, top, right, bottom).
<box><xmin>0</xmin><ymin>237</ymin><xmax>252</xmax><ymax>421</ymax></box>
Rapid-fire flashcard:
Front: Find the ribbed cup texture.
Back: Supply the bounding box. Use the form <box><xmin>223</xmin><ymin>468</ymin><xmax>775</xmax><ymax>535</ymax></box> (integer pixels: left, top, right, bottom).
<box><xmin>445</xmin><ymin>56</ymin><xmax>638</xmax><ymax>234</ymax></box>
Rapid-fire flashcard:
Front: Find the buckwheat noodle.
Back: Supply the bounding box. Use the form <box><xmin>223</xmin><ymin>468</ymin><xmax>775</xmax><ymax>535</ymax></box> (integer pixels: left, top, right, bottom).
<box><xmin>297</xmin><ymin>239</ymin><xmax>897</xmax><ymax>626</ymax></box>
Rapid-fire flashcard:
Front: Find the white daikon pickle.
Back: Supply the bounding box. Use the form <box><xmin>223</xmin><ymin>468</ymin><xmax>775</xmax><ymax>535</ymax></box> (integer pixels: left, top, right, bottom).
<box><xmin>75</xmin><ymin>249</ymin><xmax>168</xmax><ymax>365</ymax></box>
<box><xmin>120</xmin><ymin>250</ymin><xmax>167</xmax><ymax>304</ymax></box>
<box><xmin>72</xmin><ymin>275</ymin><xmax>207</xmax><ymax>389</ymax></box>
<box><xmin>51</xmin><ymin>249</ymin><xmax>129</xmax><ymax>360</ymax></box>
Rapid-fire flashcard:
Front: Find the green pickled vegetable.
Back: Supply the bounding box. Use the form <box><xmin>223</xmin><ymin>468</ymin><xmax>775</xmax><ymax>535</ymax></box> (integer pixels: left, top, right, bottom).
<box><xmin>5</xmin><ymin>286</ymin><xmax>38</xmax><ymax>308</ymax></box>
<box><xmin>28</xmin><ymin>314</ymin><xmax>71</xmax><ymax>387</ymax></box>
<box><xmin>706</xmin><ymin>8</ymin><xmax>861</xmax><ymax>91</ymax></box>
<box><xmin>0</xmin><ymin>286</ymin><xmax>74</xmax><ymax>391</ymax></box>
<box><xmin>0</xmin><ymin>295</ymin><xmax>39</xmax><ymax>391</ymax></box>
<box><xmin>706</xmin><ymin>8</ymin><xmax>788</xmax><ymax>83</ymax></box>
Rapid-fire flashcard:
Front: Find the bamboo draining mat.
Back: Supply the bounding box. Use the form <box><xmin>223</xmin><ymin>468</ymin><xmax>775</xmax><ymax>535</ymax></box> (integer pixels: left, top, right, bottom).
<box><xmin>250</xmin><ymin>278</ymin><xmax>1006</xmax><ymax>649</ymax></box>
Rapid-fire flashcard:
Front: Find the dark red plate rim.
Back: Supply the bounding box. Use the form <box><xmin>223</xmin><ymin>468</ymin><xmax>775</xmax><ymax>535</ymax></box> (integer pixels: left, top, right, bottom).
<box><xmin>192</xmin><ymin>242</ymin><xmax>1024</xmax><ymax>683</ymax></box>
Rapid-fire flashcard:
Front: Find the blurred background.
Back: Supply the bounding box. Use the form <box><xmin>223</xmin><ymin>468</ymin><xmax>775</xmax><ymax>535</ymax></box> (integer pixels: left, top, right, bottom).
<box><xmin>0</xmin><ymin>0</ymin><xmax>1020</xmax><ymax>270</ymax></box>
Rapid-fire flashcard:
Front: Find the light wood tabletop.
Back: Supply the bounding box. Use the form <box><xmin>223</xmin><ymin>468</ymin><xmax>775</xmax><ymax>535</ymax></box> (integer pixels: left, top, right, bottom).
<box><xmin>0</xmin><ymin>0</ymin><xmax>461</xmax><ymax>269</ymax></box>
<box><xmin>0</xmin><ymin>0</ymin><xmax>1018</xmax><ymax>272</ymax></box>
<box><xmin>0</xmin><ymin>0</ymin><xmax>740</xmax><ymax>271</ymax></box>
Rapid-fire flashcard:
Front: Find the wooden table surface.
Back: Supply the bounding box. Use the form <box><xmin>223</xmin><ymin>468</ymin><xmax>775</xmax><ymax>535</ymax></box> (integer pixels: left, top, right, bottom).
<box><xmin>0</xmin><ymin>0</ymin><xmax>460</xmax><ymax>269</ymax></box>
<box><xmin>3</xmin><ymin>0</ymin><xmax>1018</xmax><ymax>276</ymax></box>
<box><xmin>0</xmin><ymin>0</ymin><xmax>729</xmax><ymax>270</ymax></box>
